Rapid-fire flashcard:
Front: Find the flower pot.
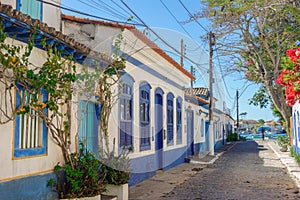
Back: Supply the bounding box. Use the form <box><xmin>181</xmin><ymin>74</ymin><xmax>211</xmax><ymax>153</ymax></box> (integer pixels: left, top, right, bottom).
<box><xmin>280</xmin><ymin>146</ymin><xmax>288</xmax><ymax>152</ymax></box>
<box><xmin>102</xmin><ymin>183</ymin><xmax>128</xmax><ymax>200</ymax></box>
<box><xmin>60</xmin><ymin>194</ymin><xmax>101</xmax><ymax>200</ymax></box>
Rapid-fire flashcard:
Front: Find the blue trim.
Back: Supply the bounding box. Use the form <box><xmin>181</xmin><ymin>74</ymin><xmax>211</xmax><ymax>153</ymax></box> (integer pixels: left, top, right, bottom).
<box><xmin>14</xmin><ymin>88</ymin><xmax>48</xmax><ymax>158</ymax></box>
<box><xmin>122</xmin><ymin>52</ymin><xmax>184</xmax><ymax>90</ymax></box>
<box><xmin>154</xmin><ymin>87</ymin><xmax>164</xmax><ymax>96</ymax></box>
<box><xmin>128</xmin><ymin>146</ymin><xmax>186</xmax><ymax>186</ymax></box>
<box><xmin>16</xmin><ymin>0</ymin><xmax>21</xmax><ymax>10</ymax></box>
<box><xmin>40</xmin><ymin>0</ymin><xmax>43</xmax><ymax>21</ymax></box>
<box><xmin>121</xmin><ymin>72</ymin><xmax>135</xmax><ymax>84</ymax></box>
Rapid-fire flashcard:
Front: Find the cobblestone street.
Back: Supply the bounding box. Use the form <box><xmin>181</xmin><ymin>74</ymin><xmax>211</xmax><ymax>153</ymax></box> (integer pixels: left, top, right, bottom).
<box><xmin>129</xmin><ymin>141</ymin><xmax>300</xmax><ymax>200</ymax></box>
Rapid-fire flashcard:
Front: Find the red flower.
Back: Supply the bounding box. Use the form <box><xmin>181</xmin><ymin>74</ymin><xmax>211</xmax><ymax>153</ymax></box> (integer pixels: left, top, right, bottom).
<box><xmin>286</xmin><ymin>48</ymin><xmax>300</xmax><ymax>62</ymax></box>
<box><xmin>275</xmin><ymin>48</ymin><xmax>300</xmax><ymax>106</ymax></box>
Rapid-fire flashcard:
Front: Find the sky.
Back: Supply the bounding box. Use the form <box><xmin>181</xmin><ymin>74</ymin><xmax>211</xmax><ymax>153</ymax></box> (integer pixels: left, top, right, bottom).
<box><xmin>60</xmin><ymin>0</ymin><xmax>277</xmax><ymax>121</ymax></box>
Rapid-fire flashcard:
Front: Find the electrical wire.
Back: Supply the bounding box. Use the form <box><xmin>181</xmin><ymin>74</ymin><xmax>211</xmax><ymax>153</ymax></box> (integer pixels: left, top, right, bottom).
<box><xmin>38</xmin><ymin>0</ymin><xmax>144</xmax><ymax>26</ymax></box>
<box><xmin>159</xmin><ymin>0</ymin><xmax>193</xmax><ymax>39</ymax></box>
<box><xmin>214</xmin><ymin>47</ymin><xmax>235</xmax><ymax>100</ymax></box>
<box><xmin>177</xmin><ymin>0</ymin><xmax>209</xmax><ymax>33</ymax></box>
<box><xmin>120</xmin><ymin>0</ymin><xmax>210</xmax><ymax>73</ymax></box>
<box><xmin>77</xmin><ymin>0</ymin><xmax>130</xmax><ymax>22</ymax></box>
<box><xmin>86</xmin><ymin>0</ymin><xmax>140</xmax><ymax>24</ymax></box>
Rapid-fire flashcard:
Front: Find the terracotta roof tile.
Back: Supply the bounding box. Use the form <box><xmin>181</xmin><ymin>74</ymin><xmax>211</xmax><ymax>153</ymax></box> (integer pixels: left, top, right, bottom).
<box><xmin>185</xmin><ymin>87</ymin><xmax>209</xmax><ymax>96</ymax></box>
<box><xmin>0</xmin><ymin>3</ymin><xmax>112</xmax><ymax>63</ymax></box>
<box><xmin>129</xmin><ymin>29</ymin><xmax>195</xmax><ymax>80</ymax></box>
<box><xmin>0</xmin><ymin>3</ymin><xmax>89</xmax><ymax>54</ymax></box>
<box><xmin>62</xmin><ymin>14</ymin><xmax>195</xmax><ymax>80</ymax></box>
<box><xmin>62</xmin><ymin>14</ymin><xmax>135</xmax><ymax>30</ymax></box>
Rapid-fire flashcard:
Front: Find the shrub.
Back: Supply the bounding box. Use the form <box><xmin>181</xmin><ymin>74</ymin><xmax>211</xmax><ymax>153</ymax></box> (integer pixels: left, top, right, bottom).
<box><xmin>227</xmin><ymin>131</ymin><xmax>238</xmax><ymax>142</ymax></box>
<box><xmin>47</xmin><ymin>143</ymin><xmax>106</xmax><ymax>198</ymax></box>
<box><xmin>277</xmin><ymin>135</ymin><xmax>289</xmax><ymax>147</ymax></box>
<box><xmin>290</xmin><ymin>147</ymin><xmax>300</xmax><ymax>166</ymax></box>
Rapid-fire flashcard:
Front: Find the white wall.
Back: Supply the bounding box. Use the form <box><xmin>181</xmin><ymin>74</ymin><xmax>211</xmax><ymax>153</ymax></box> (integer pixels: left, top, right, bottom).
<box><xmin>0</xmin><ymin>38</ymin><xmax>64</xmax><ymax>181</ymax></box>
<box><xmin>62</xmin><ymin>20</ymin><xmax>192</xmax><ymax>158</ymax></box>
<box><xmin>185</xmin><ymin>100</ymin><xmax>208</xmax><ymax>145</ymax></box>
<box><xmin>1</xmin><ymin>0</ymin><xmax>61</xmax><ymax>30</ymax></box>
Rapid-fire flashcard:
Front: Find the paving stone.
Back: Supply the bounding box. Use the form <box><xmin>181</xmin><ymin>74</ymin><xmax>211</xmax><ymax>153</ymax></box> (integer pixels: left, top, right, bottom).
<box><xmin>129</xmin><ymin>141</ymin><xmax>300</xmax><ymax>200</ymax></box>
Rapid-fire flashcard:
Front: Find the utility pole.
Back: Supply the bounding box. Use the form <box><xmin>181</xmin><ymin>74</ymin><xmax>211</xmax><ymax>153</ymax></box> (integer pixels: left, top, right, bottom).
<box><xmin>236</xmin><ymin>90</ymin><xmax>239</xmax><ymax>139</ymax></box>
<box><xmin>180</xmin><ymin>39</ymin><xmax>184</xmax><ymax>67</ymax></box>
<box><xmin>190</xmin><ymin>66</ymin><xmax>194</xmax><ymax>89</ymax></box>
<box><xmin>208</xmin><ymin>31</ymin><xmax>215</xmax><ymax>156</ymax></box>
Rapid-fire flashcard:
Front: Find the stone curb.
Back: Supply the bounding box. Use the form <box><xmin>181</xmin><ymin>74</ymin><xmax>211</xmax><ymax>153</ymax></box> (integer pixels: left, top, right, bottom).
<box><xmin>189</xmin><ymin>142</ymin><xmax>237</xmax><ymax>165</ymax></box>
<box><xmin>267</xmin><ymin>142</ymin><xmax>300</xmax><ymax>189</ymax></box>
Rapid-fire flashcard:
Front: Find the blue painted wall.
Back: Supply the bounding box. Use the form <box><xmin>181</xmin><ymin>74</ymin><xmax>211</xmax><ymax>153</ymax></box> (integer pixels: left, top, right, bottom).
<box><xmin>194</xmin><ymin>143</ymin><xmax>201</xmax><ymax>154</ymax></box>
<box><xmin>214</xmin><ymin>140</ymin><xmax>223</xmax><ymax>150</ymax></box>
<box><xmin>0</xmin><ymin>173</ymin><xmax>57</xmax><ymax>200</ymax></box>
<box><xmin>163</xmin><ymin>146</ymin><xmax>186</xmax><ymax>171</ymax></box>
<box><xmin>128</xmin><ymin>153</ymin><xmax>157</xmax><ymax>186</ymax></box>
<box><xmin>194</xmin><ymin>142</ymin><xmax>206</xmax><ymax>153</ymax></box>
<box><xmin>128</xmin><ymin>146</ymin><xmax>187</xmax><ymax>186</ymax></box>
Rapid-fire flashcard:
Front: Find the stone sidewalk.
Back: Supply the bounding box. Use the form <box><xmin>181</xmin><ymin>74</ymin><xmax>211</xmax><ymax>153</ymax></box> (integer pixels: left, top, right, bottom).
<box><xmin>128</xmin><ymin>142</ymin><xmax>236</xmax><ymax>200</ymax></box>
<box><xmin>267</xmin><ymin>140</ymin><xmax>300</xmax><ymax>188</ymax></box>
<box><xmin>128</xmin><ymin>141</ymin><xmax>300</xmax><ymax>200</ymax></box>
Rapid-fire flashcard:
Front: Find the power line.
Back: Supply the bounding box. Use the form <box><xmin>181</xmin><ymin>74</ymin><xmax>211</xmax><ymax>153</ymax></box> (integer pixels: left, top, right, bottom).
<box><xmin>38</xmin><ymin>0</ymin><xmax>144</xmax><ymax>26</ymax></box>
<box><xmin>120</xmin><ymin>0</ymin><xmax>209</xmax><ymax>72</ymax></box>
<box><xmin>177</xmin><ymin>0</ymin><xmax>209</xmax><ymax>33</ymax></box>
<box><xmin>110</xmin><ymin>0</ymin><xmax>133</xmax><ymax>17</ymax></box>
<box><xmin>214</xmin><ymin>48</ymin><xmax>235</xmax><ymax>100</ymax></box>
<box><xmin>78</xmin><ymin>0</ymin><xmax>131</xmax><ymax>22</ymax></box>
<box><xmin>159</xmin><ymin>0</ymin><xmax>193</xmax><ymax>39</ymax></box>
<box><xmin>238</xmin><ymin>82</ymin><xmax>256</xmax><ymax>98</ymax></box>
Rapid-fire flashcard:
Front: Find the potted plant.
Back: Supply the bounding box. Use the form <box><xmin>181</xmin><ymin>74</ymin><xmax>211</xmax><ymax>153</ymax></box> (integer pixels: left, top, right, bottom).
<box><xmin>47</xmin><ymin>143</ymin><xmax>106</xmax><ymax>199</ymax></box>
<box><xmin>277</xmin><ymin>135</ymin><xmax>289</xmax><ymax>152</ymax></box>
<box><xmin>100</xmin><ymin>146</ymin><xmax>131</xmax><ymax>200</ymax></box>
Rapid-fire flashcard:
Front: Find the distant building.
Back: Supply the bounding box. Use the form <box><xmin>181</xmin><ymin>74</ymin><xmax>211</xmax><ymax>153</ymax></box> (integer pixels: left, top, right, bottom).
<box><xmin>237</xmin><ymin>119</ymin><xmax>259</xmax><ymax>133</ymax></box>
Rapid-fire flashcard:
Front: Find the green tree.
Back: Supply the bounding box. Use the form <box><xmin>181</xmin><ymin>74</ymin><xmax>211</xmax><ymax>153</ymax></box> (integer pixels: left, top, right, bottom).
<box><xmin>258</xmin><ymin>119</ymin><xmax>265</xmax><ymax>125</ymax></box>
<box><xmin>196</xmin><ymin>0</ymin><xmax>300</xmax><ymax>131</ymax></box>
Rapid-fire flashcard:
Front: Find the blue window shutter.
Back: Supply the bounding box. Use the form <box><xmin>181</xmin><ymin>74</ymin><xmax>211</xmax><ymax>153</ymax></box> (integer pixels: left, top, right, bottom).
<box><xmin>167</xmin><ymin>93</ymin><xmax>174</xmax><ymax>146</ymax></box>
<box><xmin>120</xmin><ymin>121</ymin><xmax>126</xmax><ymax>146</ymax></box>
<box><xmin>119</xmin><ymin>73</ymin><xmax>135</xmax><ymax>151</ymax></box>
<box><xmin>176</xmin><ymin>98</ymin><xmax>182</xmax><ymax>144</ymax></box>
<box><xmin>18</xmin><ymin>0</ymin><xmax>42</xmax><ymax>21</ymax></box>
<box><xmin>78</xmin><ymin>101</ymin><xmax>98</xmax><ymax>153</ymax></box>
<box><xmin>139</xmin><ymin>82</ymin><xmax>151</xmax><ymax>151</ymax></box>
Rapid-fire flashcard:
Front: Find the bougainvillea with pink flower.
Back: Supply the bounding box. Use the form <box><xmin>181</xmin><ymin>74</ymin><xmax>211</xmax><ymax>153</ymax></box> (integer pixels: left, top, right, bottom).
<box><xmin>275</xmin><ymin>47</ymin><xmax>300</xmax><ymax>106</ymax></box>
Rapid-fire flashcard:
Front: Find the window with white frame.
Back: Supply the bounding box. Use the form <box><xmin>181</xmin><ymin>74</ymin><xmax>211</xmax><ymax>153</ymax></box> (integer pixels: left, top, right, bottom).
<box><xmin>14</xmin><ymin>88</ymin><xmax>48</xmax><ymax>158</ymax></box>
<box><xmin>120</xmin><ymin>82</ymin><xmax>133</xmax><ymax>149</ymax></box>
<box><xmin>201</xmin><ymin>119</ymin><xmax>204</xmax><ymax>137</ymax></box>
<box><xmin>140</xmin><ymin>82</ymin><xmax>151</xmax><ymax>151</ymax></box>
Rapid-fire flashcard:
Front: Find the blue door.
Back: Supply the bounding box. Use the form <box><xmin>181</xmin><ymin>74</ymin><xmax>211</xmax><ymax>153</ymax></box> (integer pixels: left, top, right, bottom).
<box><xmin>205</xmin><ymin>121</ymin><xmax>210</xmax><ymax>152</ymax></box>
<box><xmin>186</xmin><ymin>110</ymin><xmax>194</xmax><ymax>156</ymax></box>
<box><xmin>155</xmin><ymin>93</ymin><xmax>163</xmax><ymax>170</ymax></box>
